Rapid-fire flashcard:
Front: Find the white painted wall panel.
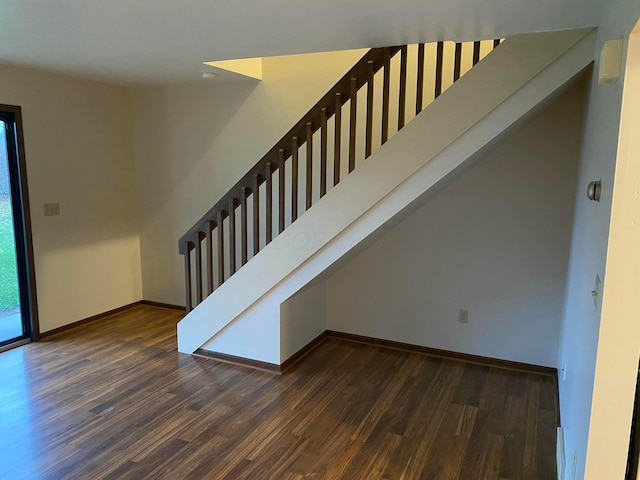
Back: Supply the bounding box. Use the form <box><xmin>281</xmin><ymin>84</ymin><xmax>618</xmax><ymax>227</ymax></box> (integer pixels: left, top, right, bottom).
<box><xmin>326</xmin><ymin>81</ymin><xmax>585</xmax><ymax>368</ymax></box>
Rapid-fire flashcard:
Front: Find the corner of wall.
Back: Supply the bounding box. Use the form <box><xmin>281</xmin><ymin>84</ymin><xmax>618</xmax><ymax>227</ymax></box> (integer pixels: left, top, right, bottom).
<box><xmin>280</xmin><ymin>280</ymin><xmax>328</xmax><ymax>363</ymax></box>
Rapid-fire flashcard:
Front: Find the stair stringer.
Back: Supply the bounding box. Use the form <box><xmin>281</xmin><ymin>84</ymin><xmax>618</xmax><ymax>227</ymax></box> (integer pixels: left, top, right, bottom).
<box><xmin>177</xmin><ymin>28</ymin><xmax>596</xmax><ymax>363</ymax></box>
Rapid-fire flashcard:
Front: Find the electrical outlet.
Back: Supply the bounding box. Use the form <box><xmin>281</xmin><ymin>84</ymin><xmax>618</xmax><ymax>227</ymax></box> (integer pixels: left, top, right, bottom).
<box><xmin>562</xmin><ymin>363</ymin><xmax>567</xmax><ymax>382</ymax></box>
<box><xmin>43</xmin><ymin>202</ymin><xmax>60</xmax><ymax>217</ymax></box>
<box><xmin>458</xmin><ymin>309</ymin><xmax>469</xmax><ymax>324</ymax></box>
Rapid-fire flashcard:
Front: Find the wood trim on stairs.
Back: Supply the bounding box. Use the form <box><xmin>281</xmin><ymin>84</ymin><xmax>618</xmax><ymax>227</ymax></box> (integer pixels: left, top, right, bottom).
<box><xmin>193</xmin><ymin>331</ymin><xmax>328</xmax><ymax>375</ymax></box>
<box><xmin>192</xmin><ymin>349</ymin><xmax>282</xmax><ymax>374</ymax></box>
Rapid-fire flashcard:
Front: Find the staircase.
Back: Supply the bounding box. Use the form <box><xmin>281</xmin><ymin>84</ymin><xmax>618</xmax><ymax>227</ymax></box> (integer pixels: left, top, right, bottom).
<box><xmin>177</xmin><ymin>29</ymin><xmax>595</xmax><ymax>365</ymax></box>
<box><xmin>179</xmin><ymin>40</ymin><xmax>501</xmax><ymax>308</ymax></box>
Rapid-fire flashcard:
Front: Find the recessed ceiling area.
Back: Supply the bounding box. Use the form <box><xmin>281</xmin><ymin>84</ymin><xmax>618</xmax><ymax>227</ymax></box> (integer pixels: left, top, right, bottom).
<box><xmin>203</xmin><ymin>58</ymin><xmax>263</xmax><ymax>81</ymax></box>
<box><xmin>0</xmin><ymin>0</ymin><xmax>601</xmax><ymax>86</ymax></box>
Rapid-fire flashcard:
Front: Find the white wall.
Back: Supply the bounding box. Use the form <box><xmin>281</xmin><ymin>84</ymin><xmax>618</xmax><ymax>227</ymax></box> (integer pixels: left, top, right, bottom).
<box><xmin>203</xmin><ymin>296</ymin><xmax>281</xmax><ymax>364</ymax></box>
<box><xmin>280</xmin><ymin>282</ymin><xmax>326</xmax><ymax>362</ymax></box>
<box><xmin>326</xmin><ymin>80</ymin><xmax>584</xmax><ymax>368</ymax></box>
<box><xmin>556</xmin><ymin>0</ymin><xmax>640</xmax><ymax>477</ymax></box>
<box><xmin>204</xmin><ymin>281</ymin><xmax>328</xmax><ymax>365</ymax></box>
<box><xmin>131</xmin><ymin>49</ymin><xmax>366</xmax><ymax>306</ymax></box>
<box><xmin>0</xmin><ymin>64</ymin><xmax>142</xmax><ymax>332</ymax></box>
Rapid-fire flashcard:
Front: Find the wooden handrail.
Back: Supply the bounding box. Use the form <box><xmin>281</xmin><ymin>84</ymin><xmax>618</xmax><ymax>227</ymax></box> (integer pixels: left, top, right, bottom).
<box><xmin>179</xmin><ymin>40</ymin><xmax>501</xmax><ymax>311</ymax></box>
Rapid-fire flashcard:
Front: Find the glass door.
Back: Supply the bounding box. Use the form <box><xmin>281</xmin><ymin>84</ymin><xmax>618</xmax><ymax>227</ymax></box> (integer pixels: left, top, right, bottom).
<box><xmin>0</xmin><ymin>106</ymin><xmax>37</xmax><ymax>349</ymax></box>
<box><xmin>0</xmin><ymin>121</ymin><xmax>22</xmax><ymax>343</ymax></box>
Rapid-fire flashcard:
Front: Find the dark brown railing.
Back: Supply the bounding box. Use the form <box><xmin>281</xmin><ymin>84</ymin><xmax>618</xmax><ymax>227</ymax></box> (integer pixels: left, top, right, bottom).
<box><xmin>179</xmin><ymin>40</ymin><xmax>501</xmax><ymax>311</ymax></box>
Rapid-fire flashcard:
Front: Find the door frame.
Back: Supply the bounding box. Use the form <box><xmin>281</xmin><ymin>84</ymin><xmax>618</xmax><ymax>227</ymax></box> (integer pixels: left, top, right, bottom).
<box><xmin>0</xmin><ymin>104</ymin><xmax>39</xmax><ymax>344</ymax></box>
<box><xmin>584</xmin><ymin>19</ymin><xmax>640</xmax><ymax>479</ymax></box>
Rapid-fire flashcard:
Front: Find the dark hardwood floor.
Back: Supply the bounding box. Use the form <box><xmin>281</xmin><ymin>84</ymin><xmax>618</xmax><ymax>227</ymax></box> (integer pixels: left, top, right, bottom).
<box><xmin>0</xmin><ymin>305</ymin><xmax>558</xmax><ymax>479</ymax></box>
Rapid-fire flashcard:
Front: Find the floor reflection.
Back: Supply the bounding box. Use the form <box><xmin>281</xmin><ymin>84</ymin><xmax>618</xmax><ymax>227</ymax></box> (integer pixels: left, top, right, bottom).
<box><xmin>0</xmin><ymin>309</ymin><xmax>22</xmax><ymax>342</ymax></box>
<box><xmin>0</xmin><ymin>347</ymin><xmax>38</xmax><ymax>479</ymax></box>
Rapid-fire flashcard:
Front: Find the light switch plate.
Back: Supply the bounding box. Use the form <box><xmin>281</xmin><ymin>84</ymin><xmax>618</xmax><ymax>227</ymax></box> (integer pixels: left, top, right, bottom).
<box><xmin>593</xmin><ymin>274</ymin><xmax>602</xmax><ymax>309</ymax></box>
<box><xmin>44</xmin><ymin>203</ymin><xmax>60</xmax><ymax>216</ymax></box>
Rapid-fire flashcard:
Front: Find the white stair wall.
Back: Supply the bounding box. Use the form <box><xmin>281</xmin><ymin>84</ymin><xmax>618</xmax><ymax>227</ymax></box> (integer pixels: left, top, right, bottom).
<box><xmin>178</xmin><ymin>28</ymin><xmax>596</xmax><ymax>363</ymax></box>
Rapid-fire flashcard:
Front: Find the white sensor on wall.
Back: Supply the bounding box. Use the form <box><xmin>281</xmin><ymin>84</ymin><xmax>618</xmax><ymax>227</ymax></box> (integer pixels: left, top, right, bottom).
<box><xmin>599</xmin><ymin>39</ymin><xmax>624</xmax><ymax>84</ymax></box>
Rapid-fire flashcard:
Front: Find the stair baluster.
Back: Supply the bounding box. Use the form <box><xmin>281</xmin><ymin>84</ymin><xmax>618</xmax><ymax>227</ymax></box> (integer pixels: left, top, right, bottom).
<box><xmin>265</xmin><ymin>163</ymin><xmax>273</xmax><ymax>244</ymax></box>
<box><xmin>416</xmin><ymin>43</ymin><xmax>425</xmax><ymax>114</ymax></box>
<box><xmin>473</xmin><ymin>41</ymin><xmax>481</xmax><ymax>65</ymax></box>
<box><xmin>398</xmin><ymin>46</ymin><xmax>408</xmax><ymax>130</ymax></box>
<box><xmin>381</xmin><ymin>47</ymin><xmax>391</xmax><ymax>145</ymax></box>
<box><xmin>348</xmin><ymin>78</ymin><xmax>357</xmax><ymax>173</ymax></box>
<box><xmin>320</xmin><ymin>109</ymin><xmax>328</xmax><ymax>197</ymax></box>
<box><xmin>435</xmin><ymin>42</ymin><xmax>444</xmax><ymax>99</ymax></box>
<box><xmin>278</xmin><ymin>149</ymin><xmax>286</xmax><ymax>233</ymax></box>
<box><xmin>334</xmin><ymin>93</ymin><xmax>342</xmax><ymax>186</ymax></box>
<box><xmin>229</xmin><ymin>200</ymin><xmax>237</xmax><ymax>275</ymax></box>
<box><xmin>241</xmin><ymin>188</ymin><xmax>248</xmax><ymax>265</ymax></box>
<box><xmin>206</xmin><ymin>220</ymin><xmax>214</xmax><ymax>295</ymax></box>
<box><xmin>217</xmin><ymin>211</ymin><xmax>225</xmax><ymax>287</ymax></box>
<box><xmin>454</xmin><ymin>42</ymin><xmax>462</xmax><ymax>81</ymax></box>
<box><xmin>291</xmin><ymin>137</ymin><xmax>299</xmax><ymax>222</ymax></box>
<box><xmin>306</xmin><ymin>123</ymin><xmax>313</xmax><ymax>210</ymax></box>
<box><xmin>195</xmin><ymin>236</ymin><xmax>203</xmax><ymax>304</ymax></box>
<box><xmin>365</xmin><ymin>61</ymin><xmax>374</xmax><ymax>159</ymax></box>
<box><xmin>252</xmin><ymin>174</ymin><xmax>260</xmax><ymax>255</ymax></box>
<box><xmin>184</xmin><ymin>243</ymin><xmax>193</xmax><ymax>312</ymax></box>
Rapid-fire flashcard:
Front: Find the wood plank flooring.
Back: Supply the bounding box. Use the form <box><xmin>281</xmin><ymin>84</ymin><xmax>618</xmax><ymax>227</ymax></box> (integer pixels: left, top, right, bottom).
<box><xmin>0</xmin><ymin>305</ymin><xmax>558</xmax><ymax>479</ymax></box>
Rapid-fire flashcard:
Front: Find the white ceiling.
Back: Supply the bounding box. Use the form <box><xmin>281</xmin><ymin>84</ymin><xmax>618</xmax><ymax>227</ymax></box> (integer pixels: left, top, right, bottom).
<box><xmin>0</xmin><ymin>0</ymin><xmax>601</xmax><ymax>86</ymax></box>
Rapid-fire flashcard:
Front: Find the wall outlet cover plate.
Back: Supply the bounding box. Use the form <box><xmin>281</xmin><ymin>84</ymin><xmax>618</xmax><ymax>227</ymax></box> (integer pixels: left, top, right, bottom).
<box><xmin>43</xmin><ymin>202</ymin><xmax>60</xmax><ymax>216</ymax></box>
